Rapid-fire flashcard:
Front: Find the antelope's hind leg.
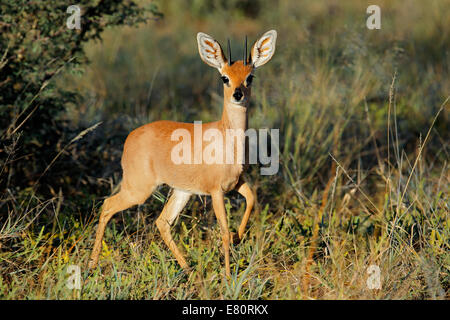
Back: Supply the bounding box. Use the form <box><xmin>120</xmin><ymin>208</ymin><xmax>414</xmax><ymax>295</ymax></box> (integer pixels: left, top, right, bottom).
<box><xmin>89</xmin><ymin>184</ymin><xmax>154</xmax><ymax>269</ymax></box>
<box><xmin>156</xmin><ymin>189</ymin><xmax>192</xmax><ymax>270</ymax></box>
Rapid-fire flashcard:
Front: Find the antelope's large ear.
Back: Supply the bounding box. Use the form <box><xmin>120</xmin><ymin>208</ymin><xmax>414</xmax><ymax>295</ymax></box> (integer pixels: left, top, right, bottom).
<box><xmin>197</xmin><ymin>32</ymin><xmax>227</xmax><ymax>70</ymax></box>
<box><xmin>250</xmin><ymin>30</ymin><xmax>277</xmax><ymax>68</ymax></box>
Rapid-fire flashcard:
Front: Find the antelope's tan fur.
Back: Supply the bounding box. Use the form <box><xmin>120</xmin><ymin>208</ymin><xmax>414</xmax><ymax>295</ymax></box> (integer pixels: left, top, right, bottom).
<box><xmin>89</xmin><ymin>30</ymin><xmax>277</xmax><ymax>277</ymax></box>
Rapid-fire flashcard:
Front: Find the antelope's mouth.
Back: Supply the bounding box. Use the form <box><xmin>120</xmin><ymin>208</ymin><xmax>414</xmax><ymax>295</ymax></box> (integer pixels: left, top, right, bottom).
<box><xmin>230</xmin><ymin>97</ymin><xmax>248</xmax><ymax>106</ymax></box>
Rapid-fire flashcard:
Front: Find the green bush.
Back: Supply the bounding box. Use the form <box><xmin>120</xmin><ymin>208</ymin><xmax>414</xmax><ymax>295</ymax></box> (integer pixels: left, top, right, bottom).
<box><xmin>0</xmin><ymin>0</ymin><xmax>161</xmax><ymax>199</ymax></box>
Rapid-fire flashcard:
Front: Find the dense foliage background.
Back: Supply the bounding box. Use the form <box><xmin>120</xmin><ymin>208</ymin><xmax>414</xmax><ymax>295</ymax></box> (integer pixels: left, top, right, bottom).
<box><xmin>0</xmin><ymin>0</ymin><xmax>161</xmax><ymax>198</ymax></box>
<box><xmin>1</xmin><ymin>0</ymin><xmax>449</xmax><ymax>299</ymax></box>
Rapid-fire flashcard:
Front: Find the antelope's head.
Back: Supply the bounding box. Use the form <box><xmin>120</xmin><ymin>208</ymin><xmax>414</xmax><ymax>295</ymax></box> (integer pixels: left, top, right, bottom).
<box><xmin>197</xmin><ymin>30</ymin><xmax>277</xmax><ymax>107</ymax></box>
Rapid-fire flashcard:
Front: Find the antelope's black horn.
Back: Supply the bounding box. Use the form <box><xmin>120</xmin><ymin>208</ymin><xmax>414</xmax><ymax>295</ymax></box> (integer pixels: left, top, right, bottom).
<box><xmin>243</xmin><ymin>36</ymin><xmax>248</xmax><ymax>66</ymax></box>
<box><xmin>248</xmin><ymin>39</ymin><xmax>252</xmax><ymax>65</ymax></box>
<box><xmin>227</xmin><ymin>38</ymin><xmax>232</xmax><ymax>65</ymax></box>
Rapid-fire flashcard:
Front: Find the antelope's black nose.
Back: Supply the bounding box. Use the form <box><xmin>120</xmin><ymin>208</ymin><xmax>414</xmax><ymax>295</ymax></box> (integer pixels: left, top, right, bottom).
<box><xmin>233</xmin><ymin>88</ymin><xmax>243</xmax><ymax>101</ymax></box>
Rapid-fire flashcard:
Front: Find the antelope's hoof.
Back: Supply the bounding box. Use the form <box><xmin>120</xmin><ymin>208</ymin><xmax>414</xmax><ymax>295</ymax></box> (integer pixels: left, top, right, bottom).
<box><xmin>231</xmin><ymin>232</ymin><xmax>242</xmax><ymax>245</ymax></box>
<box><xmin>180</xmin><ymin>264</ymin><xmax>193</xmax><ymax>275</ymax></box>
<box><xmin>88</xmin><ymin>258</ymin><xmax>98</xmax><ymax>270</ymax></box>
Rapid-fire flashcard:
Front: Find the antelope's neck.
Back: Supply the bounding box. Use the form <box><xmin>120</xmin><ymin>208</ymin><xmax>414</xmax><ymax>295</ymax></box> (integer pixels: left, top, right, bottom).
<box><xmin>220</xmin><ymin>101</ymin><xmax>248</xmax><ymax>132</ymax></box>
<box><xmin>221</xmin><ymin>101</ymin><xmax>248</xmax><ymax>168</ymax></box>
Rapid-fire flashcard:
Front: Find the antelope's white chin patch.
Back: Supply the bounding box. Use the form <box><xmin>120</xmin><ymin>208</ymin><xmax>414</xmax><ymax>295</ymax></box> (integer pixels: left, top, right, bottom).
<box><xmin>230</xmin><ymin>98</ymin><xmax>247</xmax><ymax>107</ymax></box>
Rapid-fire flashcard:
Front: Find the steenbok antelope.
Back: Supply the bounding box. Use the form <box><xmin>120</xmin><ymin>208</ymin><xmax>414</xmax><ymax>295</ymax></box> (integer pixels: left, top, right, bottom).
<box><xmin>89</xmin><ymin>30</ymin><xmax>277</xmax><ymax>277</ymax></box>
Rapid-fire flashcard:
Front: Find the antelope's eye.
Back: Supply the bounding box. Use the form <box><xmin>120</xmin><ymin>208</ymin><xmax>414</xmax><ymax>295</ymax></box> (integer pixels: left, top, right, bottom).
<box><xmin>221</xmin><ymin>76</ymin><xmax>229</xmax><ymax>85</ymax></box>
<box><xmin>246</xmin><ymin>75</ymin><xmax>254</xmax><ymax>86</ymax></box>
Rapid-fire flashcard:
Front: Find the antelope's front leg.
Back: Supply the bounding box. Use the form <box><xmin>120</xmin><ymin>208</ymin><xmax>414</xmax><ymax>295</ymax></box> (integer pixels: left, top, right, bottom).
<box><xmin>231</xmin><ymin>179</ymin><xmax>255</xmax><ymax>245</ymax></box>
<box><xmin>211</xmin><ymin>191</ymin><xmax>231</xmax><ymax>277</ymax></box>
